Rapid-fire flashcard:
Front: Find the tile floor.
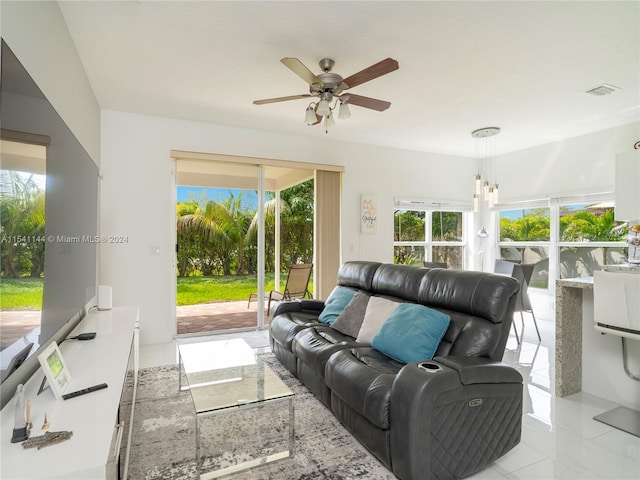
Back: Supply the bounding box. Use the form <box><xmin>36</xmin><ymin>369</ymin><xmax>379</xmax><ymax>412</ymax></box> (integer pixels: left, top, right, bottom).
<box><xmin>139</xmin><ymin>293</ymin><xmax>640</xmax><ymax>480</ymax></box>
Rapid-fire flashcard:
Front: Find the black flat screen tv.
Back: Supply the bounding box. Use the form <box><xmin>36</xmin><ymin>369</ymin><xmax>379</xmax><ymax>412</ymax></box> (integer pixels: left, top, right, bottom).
<box><xmin>0</xmin><ymin>40</ymin><xmax>99</xmax><ymax>408</ymax></box>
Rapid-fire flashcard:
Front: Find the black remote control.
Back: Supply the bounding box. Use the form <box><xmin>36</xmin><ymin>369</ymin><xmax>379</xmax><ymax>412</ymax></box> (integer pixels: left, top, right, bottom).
<box><xmin>62</xmin><ymin>383</ymin><xmax>108</xmax><ymax>400</ymax></box>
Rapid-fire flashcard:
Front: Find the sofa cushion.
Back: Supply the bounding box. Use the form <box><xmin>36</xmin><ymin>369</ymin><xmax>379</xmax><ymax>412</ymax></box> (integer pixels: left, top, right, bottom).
<box><xmin>292</xmin><ymin>326</ymin><xmax>357</xmax><ymax>379</ymax></box>
<box><xmin>326</xmin><ymin>348</ymin><xmax>403</xmax><ymax>430</ymax></box>
<box><xmin>318</xmin><ymin>286</ymin><xmax>356</xmax><ymax>324</ymax></box>
<box><xmin>270</xmin><ymin>311</ymin><xmax>322</xmax><ymax>350</ymax></box>
<box><xmin>371</xmin><ymin>303</ymin><xmax>450</xmax><ymax>364</ymax></box>
<box><xmin>331</xmin><ymin>291</ymin><xmax>370</xmax><ymax>337</ymax></box>
<box><xmin>356</xmin><ymin>296</ymin><xmax>399</xmax><ymax>343</ymax></box>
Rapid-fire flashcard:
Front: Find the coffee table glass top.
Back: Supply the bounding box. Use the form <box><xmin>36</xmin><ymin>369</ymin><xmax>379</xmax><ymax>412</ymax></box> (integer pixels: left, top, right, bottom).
<box><xmin>178</xmin><ymin>338</ymin><xmax>292</xmax><ymax>414</ymax></box>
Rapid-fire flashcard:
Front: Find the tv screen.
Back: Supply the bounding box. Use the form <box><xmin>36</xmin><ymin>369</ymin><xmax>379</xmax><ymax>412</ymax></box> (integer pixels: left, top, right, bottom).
<box><xmin>0</xmin><ymin>40</ymin><xmax>99</xmax><ymax>408</ymax></box>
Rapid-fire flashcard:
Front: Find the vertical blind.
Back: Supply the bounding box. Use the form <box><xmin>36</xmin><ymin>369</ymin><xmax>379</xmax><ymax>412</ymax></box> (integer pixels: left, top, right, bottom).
<box><xmin>314</xmin><ymin>170</ymin><xmax>342</xmax><ymax>299</ymax></box>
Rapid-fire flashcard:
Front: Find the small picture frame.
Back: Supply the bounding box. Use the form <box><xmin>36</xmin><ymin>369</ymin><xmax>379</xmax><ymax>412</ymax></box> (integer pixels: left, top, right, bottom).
<box><xmin>37</xmin><ymin>342</ymin><xmax>71</xmax><ymax>399</ymax></box>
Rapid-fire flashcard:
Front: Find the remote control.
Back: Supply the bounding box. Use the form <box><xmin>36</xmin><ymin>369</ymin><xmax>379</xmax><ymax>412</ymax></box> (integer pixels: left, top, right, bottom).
<box><xmin>62</xmin><ymin>383</ymin><xmax>108</xmax><ymax>400</ymax></box>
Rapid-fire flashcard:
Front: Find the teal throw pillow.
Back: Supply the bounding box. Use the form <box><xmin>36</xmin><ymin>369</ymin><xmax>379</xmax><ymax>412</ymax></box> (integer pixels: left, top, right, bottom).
<box><xmin>318</xmin><ymin>286</ymin><xmax>356</xmax><ymax>325</ymax></box>
<box><xmin>371</xmin><ymin>303</ymin><xmax>450</xmax><ymax>364</ymax></box>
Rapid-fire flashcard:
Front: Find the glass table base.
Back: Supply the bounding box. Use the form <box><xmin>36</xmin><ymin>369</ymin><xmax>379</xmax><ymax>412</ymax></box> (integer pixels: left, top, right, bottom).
<box><xmin>177</xmin><ymin>339</ymin><xmax>295</xmax><ymax>479</ymax></box>
<box><xmin>197</xmin><ymin>396</ymin><xmax>295</xmax><ymax>479</ymax></box>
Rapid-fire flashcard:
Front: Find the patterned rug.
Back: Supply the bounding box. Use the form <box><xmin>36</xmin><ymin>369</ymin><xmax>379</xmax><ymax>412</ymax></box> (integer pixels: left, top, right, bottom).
<box><xmin>122</xmin><ymin>353</ymin><xmax>395</xmax><ymax>479</ymax></box>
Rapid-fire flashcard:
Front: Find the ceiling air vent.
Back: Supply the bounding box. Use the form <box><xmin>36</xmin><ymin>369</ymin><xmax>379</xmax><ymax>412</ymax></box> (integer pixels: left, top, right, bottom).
<box><xmin>585</xmin><ymin>84</ymin><xmax>620</xmax><ymax>96</ymax></box>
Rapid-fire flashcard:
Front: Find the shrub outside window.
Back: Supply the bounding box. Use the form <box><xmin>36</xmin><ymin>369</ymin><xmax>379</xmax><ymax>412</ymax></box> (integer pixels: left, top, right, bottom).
<box><xmin>558</xmin><ymin>203</ymin><xmax>627</xmax><ymax>278</ymax></box>
<box><xmin>394</xmin><ymin>209</ymin><xmax>465</xmax><ymax>269</ymax></box>
<box><xmin>499</xmin><ymin>207</ymin><xmax>550</xmax><ymax>289</ymax></box>
<box><xmin>497</xmin><ymin>196</ymin><xmax>628</xmax><ymax>291</ymax></box>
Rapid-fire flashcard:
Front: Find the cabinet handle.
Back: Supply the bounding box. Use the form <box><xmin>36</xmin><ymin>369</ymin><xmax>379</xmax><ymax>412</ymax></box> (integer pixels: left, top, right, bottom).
<box><xmin>111</xmin><ymin>422</ymin><xmax>125</xmax><ymax>460</ymax></box>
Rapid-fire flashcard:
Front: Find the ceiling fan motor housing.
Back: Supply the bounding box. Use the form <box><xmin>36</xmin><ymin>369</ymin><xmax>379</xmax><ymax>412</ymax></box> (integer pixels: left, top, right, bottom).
<box><xmin>319</xmin><ymin>58</ymin><xmax>335</xmax><ymax>72</ymax></box>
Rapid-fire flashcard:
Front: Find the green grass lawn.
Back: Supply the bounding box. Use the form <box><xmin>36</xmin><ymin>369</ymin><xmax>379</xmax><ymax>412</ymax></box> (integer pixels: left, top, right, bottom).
<box><xmin>1</xmin><ymin>274</ymin><xmax>311</xmax><ymax>308</ymax></box>
<box><xmin>0</xmin><ymin>278</ymin><xmax>44</xmax><ymax>310</ymax></box>
<box><xmin>176</xmin><ymin>274</ymin><xmax>277</xmax><ymax>305</ymax></box>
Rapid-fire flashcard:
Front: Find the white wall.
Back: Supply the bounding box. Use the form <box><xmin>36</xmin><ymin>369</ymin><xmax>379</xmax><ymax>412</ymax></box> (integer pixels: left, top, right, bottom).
<box><xmin>0</xmin><ymin>0</ymin><xmax>100</xmax><ymax>164</ymax></box>
<box><xmin>496</xmin><ymin>123</ymin><xmax>639</xmax><ymax>202</ymax></box>
<box><xmin>99</xmin><ymin>110</ymin><xmax>470</xmax><ymax>345</ymax></box>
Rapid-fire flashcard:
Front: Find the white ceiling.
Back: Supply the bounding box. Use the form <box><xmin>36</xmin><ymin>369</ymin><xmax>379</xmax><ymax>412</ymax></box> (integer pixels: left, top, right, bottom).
<box><xmin>58</xmin><ymin>1</ymin><xmax>639</xmax><ymax>158</ymax></box>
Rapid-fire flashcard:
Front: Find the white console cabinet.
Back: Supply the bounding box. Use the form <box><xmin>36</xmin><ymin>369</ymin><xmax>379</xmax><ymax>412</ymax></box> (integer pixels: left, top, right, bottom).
<box><xmin>0</xmin><ymin>306</ymin><xmax>139</xmax><ymax>480</ymax></box>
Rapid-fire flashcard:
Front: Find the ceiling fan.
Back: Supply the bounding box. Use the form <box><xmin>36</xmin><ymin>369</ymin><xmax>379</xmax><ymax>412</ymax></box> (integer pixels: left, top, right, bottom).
<box><xmin>253</xmin><ymin>57</ymin><xmax>399</xmax><ymax>128</ymax></box>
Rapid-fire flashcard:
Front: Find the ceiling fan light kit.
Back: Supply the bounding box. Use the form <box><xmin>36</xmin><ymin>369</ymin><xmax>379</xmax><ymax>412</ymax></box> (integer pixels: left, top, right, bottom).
<box><xmin>254</xmin><ymin>57</ymin><xmax>399</xmax><ymax>132</ymax></box>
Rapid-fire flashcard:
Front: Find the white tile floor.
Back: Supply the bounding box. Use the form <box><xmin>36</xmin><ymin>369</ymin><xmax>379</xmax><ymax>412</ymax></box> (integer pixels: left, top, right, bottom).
<box><xmin>140</xmin><ymin>294</ymin><xmax>640</xmax><ymax>479</ymax></box>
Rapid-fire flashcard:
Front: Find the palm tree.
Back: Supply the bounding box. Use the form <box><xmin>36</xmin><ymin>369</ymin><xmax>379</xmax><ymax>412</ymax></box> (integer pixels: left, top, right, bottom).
<box><xmin>500</xmin><ymin>213</ymin><xmax>550</xmax><ymax>241</ymax></box>
<box><xmin>1</xmin><ymin>172</ymin><xmax>46</xmax><ymax>278</ymax></box>
<box><xmin>177</xmin><ymin>192</ymin><xmax>253</xmax><ymax>275</ymax></box>
<box><xmin>247</xmin><ymin>179</ymin><xmax>314</xmax><ymax>273</ymax></box>
<box><xmin>560</xmin><ymin>209</ymin><xmax>625</xmax><ymax>242</ymax></box>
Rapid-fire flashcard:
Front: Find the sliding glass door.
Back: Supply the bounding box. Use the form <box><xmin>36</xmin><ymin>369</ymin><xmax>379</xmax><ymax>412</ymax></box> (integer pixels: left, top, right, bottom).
<box><xmin>175</xmin><ymin>160</ymin><xmax>263</xmax><ymax>335</ymax></box>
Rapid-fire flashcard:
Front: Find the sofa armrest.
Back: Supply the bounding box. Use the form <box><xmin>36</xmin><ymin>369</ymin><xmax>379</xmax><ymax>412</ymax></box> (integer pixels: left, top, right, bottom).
<box><xmin>271</xmin><ymin>299</ymin><xmax>325</xmax><ymax>317</ymax></box>
<box><xmin>434</xmin><ymin>356</ymin><xmax>523</xmax><ymax>385</ymax></box>
<box><xmin>390</xmin><ymin>358</ymin><xmax>523</xmax><ymax>479</ymax></box>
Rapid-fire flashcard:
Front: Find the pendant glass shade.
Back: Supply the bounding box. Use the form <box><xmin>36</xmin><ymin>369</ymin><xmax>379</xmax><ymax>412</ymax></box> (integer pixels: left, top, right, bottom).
<box><xmin>338</xmin><ymin>102</ymin><xmax>351</xmax><ymax>119</ymax></box>
<box><xmin>477</xmin><ymin>226</ymin><xmax>489</xmax><ymax>238</ymax></box>
<box><xmin>304</xmin><ymin>106</ymin><xmax>317</xmax><ymax>125</ymax></box>
<box><xmin>316</xmin><ymin>99</ymin><xmax>331</xmax><ymax>116</ymax></box>
<box><xmin>471</xmin><ymin>127</ymin><xmax>501</xmax><ymax>211</ymax></box>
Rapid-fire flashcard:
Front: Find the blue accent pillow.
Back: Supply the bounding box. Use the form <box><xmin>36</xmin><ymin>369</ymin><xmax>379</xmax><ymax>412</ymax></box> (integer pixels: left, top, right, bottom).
<box><xmin>318</xmin><ymin>286</ymin><xmax>356</xmax><ymax>324</ymax></box>
<box><xmin>371</xmin><ymin>303</ymin><xmax>450</xmax><ymax>363</ymax></box>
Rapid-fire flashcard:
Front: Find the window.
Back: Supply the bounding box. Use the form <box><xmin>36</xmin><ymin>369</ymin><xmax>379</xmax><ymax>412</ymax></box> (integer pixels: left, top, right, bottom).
<box><xmin>394</xmin><ymin>208</ymin><xmax>466</xmax><ymax>269</ymax></box>
<box><xmin>498</xmin><ymin>206</ymin><xmax>550</xmax><ymax>289</ymax></box>
<box><xmin>497</xmin><ymin>194</ymin><xmax>627</xmax><ymax>291</ymax></box>
<box><xmin>558</xmin><ymin>201</ymin><xmax>627</xmax><ymax>278</ymax></box>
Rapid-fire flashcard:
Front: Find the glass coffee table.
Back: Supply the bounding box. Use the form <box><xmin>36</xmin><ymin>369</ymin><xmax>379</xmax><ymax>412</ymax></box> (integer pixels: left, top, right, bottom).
<box><xmin>178</xmin><ymin>338</ymin><xmax>295</xmax><ymax>479</ymax></box>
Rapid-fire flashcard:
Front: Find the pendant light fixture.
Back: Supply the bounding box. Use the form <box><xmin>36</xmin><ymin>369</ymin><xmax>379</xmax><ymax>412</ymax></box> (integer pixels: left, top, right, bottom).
<box><xmin>472</xmin><ymin>127</ymin><xmax>501</xmax><ymax>212</ymax></box>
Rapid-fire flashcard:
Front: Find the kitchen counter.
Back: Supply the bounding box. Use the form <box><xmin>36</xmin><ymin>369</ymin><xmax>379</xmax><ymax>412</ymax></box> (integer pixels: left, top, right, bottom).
<box><xmin>556</xmin><ymin>272</ymin><xmax>640</xmax><ymax>410</ymax></box>
<box><xmin>555</xmin><ymin>277</ymin><xmax>593</xmax><ymax>396</ymax></box>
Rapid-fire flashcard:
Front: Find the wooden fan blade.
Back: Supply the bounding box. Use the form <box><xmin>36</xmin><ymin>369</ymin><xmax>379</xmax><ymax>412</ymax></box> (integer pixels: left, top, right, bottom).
<box><xmin>253</xmin><ymin>94</ymin><xmax>312</xmax><ymax>105</ymax></box>
<box><xmin>344</xmin><ymin>93</ymin><xmax>391</xmax><ymax>111</ymax></box>
<box><xmin>342</xmin><ymin>58</ymin><xmax>399</xmax><ymax>89</ymax></box>
<box><xmin>281</xmin><ymin>58</ymin><xmax>322</xmax><ymax>86</ymax></box>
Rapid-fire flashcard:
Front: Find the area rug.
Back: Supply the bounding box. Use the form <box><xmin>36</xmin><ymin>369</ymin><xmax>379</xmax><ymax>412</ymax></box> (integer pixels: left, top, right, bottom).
<box><xmin>122</xmin><ymin>353</ymin><xmax>396</xmax><ymax>480</ymax></box>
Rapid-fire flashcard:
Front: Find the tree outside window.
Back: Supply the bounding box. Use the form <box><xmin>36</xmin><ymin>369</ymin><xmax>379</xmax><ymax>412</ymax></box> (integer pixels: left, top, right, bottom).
<box><xmin>558</xmin><ymin>204</ymin><xmax>627</xmax><ymax>278</ymax></box>
<box><xmin>498</xmin><ymin>200</ymin><xmax>628</xmax><ymax>288</ymax></box>
<box><xmin>499</xmin><ymin>208</ymin><xmax>550</xmax><ymax>288</ymax></box>
<box><xmin>394</xmin><ymin>209</ymin><xmax>465</xmax><ymax>269</ymax></box>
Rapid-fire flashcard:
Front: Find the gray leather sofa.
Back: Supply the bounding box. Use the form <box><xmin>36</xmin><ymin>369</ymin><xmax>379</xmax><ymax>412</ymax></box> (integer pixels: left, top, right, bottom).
<box><xmin>269</xmin><ymin>261</ymin><xmax>523</xmax><ymax>479</ymax></box>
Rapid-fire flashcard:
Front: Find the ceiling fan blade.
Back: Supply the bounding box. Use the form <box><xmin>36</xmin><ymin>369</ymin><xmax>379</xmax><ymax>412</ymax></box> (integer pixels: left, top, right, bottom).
<box><xmin>253</xmin><ymin>94</ymin><xmax>312</xmax><ymax>105</ymax></box>
<box><xmin>281</xmin><ymin>58</ymin><xmax>322</xmax><ymax>86</ymax></box>
<box><xmin>342</xmin><ymin>58</ymin><xmax>399</xmax><ymax>89</ymax></box>
<box><xmin>344</xmin><ymin>93</ymin><xmax>391</xmax><ymax>112</ymax></box>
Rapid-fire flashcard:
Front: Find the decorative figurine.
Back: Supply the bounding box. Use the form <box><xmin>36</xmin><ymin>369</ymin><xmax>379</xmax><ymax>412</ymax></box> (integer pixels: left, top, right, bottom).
<box><xmin>21</xmin><ymin>431</ymin><xmax>73</xmax><ymax>449</ymax></box>
<box><xmin>10</xmin><ymin>384</ymin><xmax>29</xmax><ymax>443</ymax></box>
<box><xmin>41</xmin><ymin>412</ymin><xmax>50</xmax><ymax>431</ymax></box>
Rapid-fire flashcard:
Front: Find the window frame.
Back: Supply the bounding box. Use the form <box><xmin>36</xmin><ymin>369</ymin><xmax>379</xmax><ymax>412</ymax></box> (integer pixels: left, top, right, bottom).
<box><xmin>394</xmin><ymin>205</ymin><xmax>469</xmax><ymax>269</ymax></box>
<box><xmin>495</xmin><ymin>192</ymin><xmax>626</xmax><ymax>296</ymax></box>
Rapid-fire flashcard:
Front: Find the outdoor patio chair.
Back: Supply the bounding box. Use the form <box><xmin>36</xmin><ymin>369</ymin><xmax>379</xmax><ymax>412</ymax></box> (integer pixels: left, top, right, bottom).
<box><xmin>494</xmin><ymin>259</ymin><xmax>541</xmax><ymax>344</ymax></box>
<box><xmin>248</xmin><ymin>263</ymin><xmax>313</xmax><ymax>315</ymax></box>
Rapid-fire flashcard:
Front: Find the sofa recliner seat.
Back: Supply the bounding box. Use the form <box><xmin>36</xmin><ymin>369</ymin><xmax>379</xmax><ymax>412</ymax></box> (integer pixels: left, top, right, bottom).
<box><xmin>269</xmin><ymin>261</ymin><xmax>523</xmax><ymax>480</ymax></box>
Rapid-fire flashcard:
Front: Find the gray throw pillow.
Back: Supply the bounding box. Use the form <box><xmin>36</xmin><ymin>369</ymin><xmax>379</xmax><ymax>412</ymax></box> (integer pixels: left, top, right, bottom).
<box><xmin>330</xmin><ymin>291</ymin><xmax>370</xmax><ymax>338</ymax></box>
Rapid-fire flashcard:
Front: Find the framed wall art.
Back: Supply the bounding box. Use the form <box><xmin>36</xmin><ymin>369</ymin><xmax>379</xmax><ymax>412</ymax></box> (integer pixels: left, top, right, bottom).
<box><xmin>360</xmin><ymin>194</ymin><xmax>378</xmax><ymax>234</ymax></box>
